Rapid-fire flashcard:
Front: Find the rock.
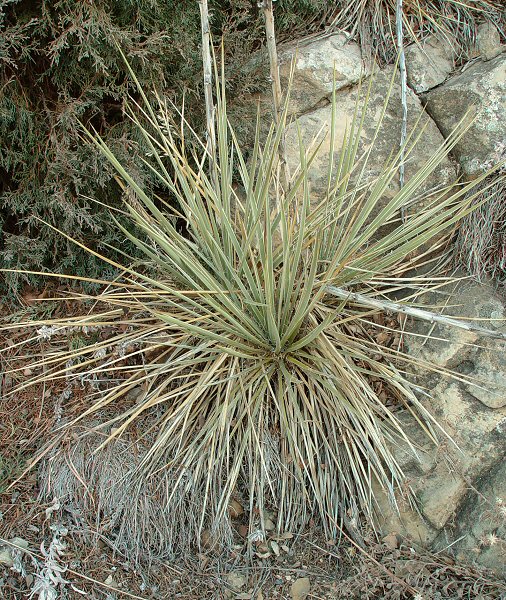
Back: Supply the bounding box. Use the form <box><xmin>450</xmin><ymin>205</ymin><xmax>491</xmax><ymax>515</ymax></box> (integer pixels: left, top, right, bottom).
<box><xmin>425</xmin><ymin>54</ymin><xmax>506</xmax><ymax>176</ymax></box>
<box><xmin>278</xmin><ymin>33</ymin><xmax>370</xmax><ymax>115</ymax></box>
<box><xmin>377</xmin><ymin>279</ymin><xmax>506</xmax><ymax>573</ymax></box>
<box><xmin>382</xmin><ymin>533</ymin><xmax>400</xmax><ymax>550</ymax></box>
<box><xmin>226</xmin><ymin>571</ymin><xmax>247</xmax><ymax>592</ymax></box>
<box><xmin>475</xmin><ymin>22</ymin><xmax>503</xmax><ymax>62</ymax></box>
<box><xmin>407</xmin><ymin>280</ymin><xmax>506</xmax><ymax>409</ymax></box>
<box><xmin>284</xmin><ymin>66</ymin><xmax>457</xmax><ymax>221</ymax></box>
<box><xmin>231</xmin><ymin>34</ymin><xmax>370</xmax><ymax>144</ymax></box>
<box><xmin>448</xmin><ymin>459</ymin><xmax>506</xmax><ymax>575</ymax></box>
<box><xmin>228</xmin><ymin>498</ymin><xmax>244</xmax><ymax>518</ymax></box>
<box><xmin>9</xmin><ymin>538</ymin><xmax>29</xmax><ymax>551</ymax></box>
<box><xmin>290</xmin><ymin>577</ymin><xmax>310</xmax><ymax>600</ymax></box>
<box><xmin>416</xmin><ymin>458</ymin><xmax>467</xmax><ymax>530</ymax></box>
<box><xmin>462</xmin><ymin>348</ymin><xmax>506</xmax><ymax>410</ymax></box>
<box><xmin>374</xmin><ymin>477</ymin><xmax>439</xmax><ymax>547</ymax></box>
<box><xmin>405</xmin><ymin>34</ymin><xmax>456</xmax><ymax>93</ymax></box>
<box><xmin>0</xmin><ymin>549</ymin><xmax>13</xmax><ymax>568</ymax></box>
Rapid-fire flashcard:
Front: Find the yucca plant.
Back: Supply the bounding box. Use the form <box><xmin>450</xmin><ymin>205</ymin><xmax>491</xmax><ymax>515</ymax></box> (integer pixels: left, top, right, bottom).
<box><xmin>3</xmin><ymin>57</ymin><xmax>503</xmax><ymax>558</ymax></box>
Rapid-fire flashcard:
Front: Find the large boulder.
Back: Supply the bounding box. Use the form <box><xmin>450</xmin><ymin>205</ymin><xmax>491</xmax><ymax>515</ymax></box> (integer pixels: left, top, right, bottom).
<box><xmin>284</xmin><ymin>66</ymin><xmax>457</xmax><ymax>219</ymax></box>
<box><xmin>473</xmin><ymin>22</ymin><xmax>504</xmax><ymax>62</ymax></box>
<box><xmin>229</xmin><ymin>33</ymin><xmax>370</xmax><ymax>148</ymax></box>
<box><xmin>425</xmin><ymin>54</ymin><xmax>506</xmax><ymax>176</ymax></box>
<box><xmin>278</xmin><ymin>33</ymin><xmax>371</xmax><ymax>115</ymax></box>
<box><xmin>376</xmin><ymin>280</ymin><xmax>506</xmax><ymax>574</ymax></box>
<box><xmin>405</xmin><ymin>34</ymin><xmax>456</xmax><ymax>93</ymax></box>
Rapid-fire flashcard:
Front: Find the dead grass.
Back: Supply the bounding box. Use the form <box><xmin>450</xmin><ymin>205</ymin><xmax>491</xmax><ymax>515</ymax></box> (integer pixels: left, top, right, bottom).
<box><xmin>326</xmin><ymin>0</ymin><xmax>505</xmax><ymax>64</ymax></box>
<box><xmin>454</xmin><ymin>175</ymin><xmax>506</xmax><ymax>284</ymax></box>
<box><xmin>37</xmin><ymin>424</ymin><xmax>236</xmax><ymax>565</ymax></box>
<box><xmin>2</xmin><ymin>492</ymin><xmax>506</xmax><ymax>600</ymax></box>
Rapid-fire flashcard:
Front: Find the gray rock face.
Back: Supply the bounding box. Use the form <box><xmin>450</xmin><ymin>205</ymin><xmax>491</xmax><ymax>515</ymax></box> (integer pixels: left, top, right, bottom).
<box><xmin>425</xmin><ymin>54</ymin><xmax>506</xmax><ymax>176</ymax></box>
<box><xmin>377</xmin><ymin>280</ymin><xmax>506</xmax><ymax>574</ymax></box>
<box><xmin>230</xmin><ymin>34</ymin><xmax>370</xmax><ymax>148</ymax></box>
<box><xmin>279</xmin><ymin>33</ymin><xmax>370</xmax><ymax>115</ymax></box>
<box><xmin>409</xmin><ymin>282</ymin><xmax>506</xmax><ymax>409</ymax></box>
<box><xmin>284</xmin><ymin>67</ymin><xmax>456</xmax><ymax>217</ymax></box>
<box><xmin>475</xmin><ymin>22</ymin><xmax>503</xmax><ymax>62</ymax></box>
<box><xmin>452</xmin><ymin>459</ymin><xmax>506</xmax><ymax>572</ymax></box>
<box><xmin>405</xmin><ymin>34</ymin><xmax>456</xmax><ymax>93</ymax></box>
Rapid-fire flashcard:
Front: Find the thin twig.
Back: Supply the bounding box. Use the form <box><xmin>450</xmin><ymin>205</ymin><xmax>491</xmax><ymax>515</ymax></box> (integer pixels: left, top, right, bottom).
<box><xmin>396</xmin><ymin>0</ymin><xmax>408</xmax><ymax>222</ymax></box>
<box><xmin>326</xmin><ymin>285</ymin><xmax>506</xmax><ymax>342</ymax></box>
<box><xmin>261</xmin><ymin>0</ymin><xmax>291</xmax><ymax>202</ymax></box>
<box><xmin>198</xmin><ymin>0</ymin><xmax>217</xmax><ymax>183</ymax></box>
<box><xmin>261</xmin><ymin>1</ymin><xmax>282</xmax><ymax>123</ymax></box>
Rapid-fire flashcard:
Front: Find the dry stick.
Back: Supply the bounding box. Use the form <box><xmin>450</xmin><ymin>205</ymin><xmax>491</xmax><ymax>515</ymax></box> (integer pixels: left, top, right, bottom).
<box><xmin>396</xmin><ymin>0</ymin><xmax>408</xmax><ymax>222</ymax></box>
<box><xmin>262</xmin><ymin>0</ymin><xmax>282</xmax><ymax>122</ymax></box>
<box><xmin>261</xmin><ymin>0</ymin><xmax>291</xmax><ymax>205</ymax></box>
<box><xmin>198</xmin><ymin>0</ymin><xmax>217</xmax><ymax>187</ymax></box>
<box><xmin>325</xmin><ymin>285</ymin><xmax>506</xmax><ymax>342</ymax></box>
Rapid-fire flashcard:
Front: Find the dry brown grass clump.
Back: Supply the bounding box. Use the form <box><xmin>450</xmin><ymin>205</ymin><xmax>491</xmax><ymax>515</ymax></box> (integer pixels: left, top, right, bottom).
<box><xmin>37</xmin><ymin>425</ymin><xmax>235</xmax><ymax>564</ymax></box>
<box><xmin>454</xmin><ymin>175</ymin><xmax>506</xmax><ymax>284</ymax></box>
<box><xmin>327</xmin><ymin>0</ymin><xmax>505</xmax><ymax>63</ymax></box>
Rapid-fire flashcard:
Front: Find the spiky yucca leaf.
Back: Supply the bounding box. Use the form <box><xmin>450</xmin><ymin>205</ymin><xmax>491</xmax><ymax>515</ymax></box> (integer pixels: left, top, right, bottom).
<box><xmin>2</xmin><ymin>63</ymin><xmax>501</xmax><ymax>557</ymax></box>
